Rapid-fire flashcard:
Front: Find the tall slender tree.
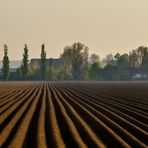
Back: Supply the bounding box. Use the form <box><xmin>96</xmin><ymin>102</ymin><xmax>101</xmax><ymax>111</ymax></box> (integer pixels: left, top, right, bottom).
<box><xmin>2</xmin><ymin>44</ymin><xmax>9</xmax><ymax>80</ymax></box>
<box><xmin>21</xmin><ymin>44</ymin><xmax>29</xmax><ymax>80</ymax></box>
<box><xmin>40</xmin><ymin>44</ymin><xmax>46</xmax><ymax>80</ymax></box>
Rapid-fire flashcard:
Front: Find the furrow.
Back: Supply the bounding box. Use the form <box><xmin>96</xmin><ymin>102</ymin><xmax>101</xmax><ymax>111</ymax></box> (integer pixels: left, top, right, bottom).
<box><xmin>5</xmin><ymin>84</ymin><xmax>42</xmax><ymax>148</ymax></box>
<box><xmin>37</xmin><ymin>83</ymin><xmax>47</xmax><ymax>148</ymax></box>
<box><xmin>68</xmin><ymin>87</ymin><xmax>148</xmax><ymax>124</ymax></box>
<box><xmin>51</xmin><ymin>83</ymin><xmax>130</xmax><ymax>148</ymax></box>
<box><xmin>0</xmin><ymin>84</ymin><xmax>40</xmax><ymax>147</ymax></box>
<box><xmin>49</xmin><ymin>83</ymin><xmax>87</xmax><ymax>148</ymax></box>
<box><xmin>24</xmin><ymin>83</ymin><xmax>44</xmax><ymax>148</ymax></box>
<box><xmin>57</xmin><ymin>85</ymin><xmax>148</xmax><ymax>147</ymax></box>
<box><xmin>61</xmin><ymin>85</ymin><xmax>148</xmax><ymax>132</ymax></box>
<box><xmin>0</xmin><ymin>83</ymin><xmax>36</xmax><ymax>107</ymax></box>
<box><xmin>0</xmin><ymin>84</ymin><xmax>39</xmax><ymax>126</ymax></box>
<box><xmin>46</xmin><ymin>83</ymin><xmax>65</xmax><ymax>148</ymax></box>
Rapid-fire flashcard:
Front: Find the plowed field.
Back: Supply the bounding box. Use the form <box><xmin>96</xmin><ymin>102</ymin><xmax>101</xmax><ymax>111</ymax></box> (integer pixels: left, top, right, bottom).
<box><xmin>0</xmin><ymin>81</ymin><xmax>148</xmax><ymax>148</ymax></box>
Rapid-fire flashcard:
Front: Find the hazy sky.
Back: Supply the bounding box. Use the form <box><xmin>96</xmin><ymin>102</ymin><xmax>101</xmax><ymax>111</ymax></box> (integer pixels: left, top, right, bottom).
<box><xmin>0</xmin><ymin>0</ymin><xmax>148</xmax><ymax>60</ymax></box>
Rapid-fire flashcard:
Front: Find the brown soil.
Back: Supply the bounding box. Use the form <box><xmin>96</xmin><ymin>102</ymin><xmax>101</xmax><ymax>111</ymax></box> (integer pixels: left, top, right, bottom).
<box><xmin>0</xmin><ymin>81</ymin><xmax>148</xmax><ymax>148</ymax></box>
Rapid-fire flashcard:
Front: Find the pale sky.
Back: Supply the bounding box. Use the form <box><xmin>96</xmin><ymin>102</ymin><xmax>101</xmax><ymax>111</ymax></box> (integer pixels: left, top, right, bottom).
<box><xmin>0</xmin><ymin>0</ymin><xmax>148</xmax><ymax>60</ymax></box>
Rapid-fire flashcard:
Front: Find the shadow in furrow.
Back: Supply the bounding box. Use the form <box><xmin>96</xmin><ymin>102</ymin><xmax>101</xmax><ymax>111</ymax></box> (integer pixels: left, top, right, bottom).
<box><xmin>49</xmin><ymin>86</ymin><xmax>79</xmax><ymax>147</ymax></box>
<box><xmin>0</xmin><ymin>89</ymin><xmax>36</xmax><ymax>133</ymax></box>
<box><xmin>45</xmin><ymin>86</ymin><xmax>54</xmax><ymax>148</ymax></box>
<box><xmin>23</xmin><ymin>86</ymin><xmax>43</xmax><ymax>148</ymax></box>
<box><xmin>55</xmin><ymin>87</ymin><xmax>125</xmax><ymax>147</ymax></box>
<box><xmin>1</xmin><ymin>93</ymin><xmax>36</xmax><ymax>148</ymax></box>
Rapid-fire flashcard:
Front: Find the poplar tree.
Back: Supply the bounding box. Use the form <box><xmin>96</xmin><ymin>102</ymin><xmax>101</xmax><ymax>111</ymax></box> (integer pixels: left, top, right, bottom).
<box><xmin>21</xmin><ymin>44</ymin><xmax>29</xmax><ymax>80</ymax></box>
<box><xmin>40</xmin><ymin>44</ymin><xmax>46</xmax><ymax>80</ymax></box>
<box><xmin>2</xmin><ymin>44</ymin><xmax>9</xmax><ymax>80</ymax></box>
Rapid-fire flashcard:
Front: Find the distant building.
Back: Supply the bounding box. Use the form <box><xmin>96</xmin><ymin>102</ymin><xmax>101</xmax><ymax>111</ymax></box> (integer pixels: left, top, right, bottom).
<box><xmin>29</xmin><ymin>58</ymin><xmax>61</xmax><ymax>71</ymax></box>
<box><xmin>0</xmin><ymin>68</ymin><xmax>18</xmax><ymax>73</ymax></box>
<box><xmin>0</xmin><ymin>61</ymin><xmax>21</xmax><ymax>79</ymax></box>
<box><xmin>132</xmin><ymin>73</ymin><xmax>147</xmax><ymax>80</ymax></box>
<box><xmin>0</xmin><ymin>61</ymin><xmax>21</xmax><ymax>69</ymax></box>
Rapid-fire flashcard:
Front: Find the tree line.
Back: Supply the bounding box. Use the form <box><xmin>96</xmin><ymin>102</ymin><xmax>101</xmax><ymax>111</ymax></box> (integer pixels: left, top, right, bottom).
<box><xmin>1</xmin><ymin>42</ymin><xmax>148</xmax><ymax>81</ymax></box>
<box><xmin>1</xmin><ymin>44</ymin><xmax>46</xmax><ymax>81</ymax></box>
